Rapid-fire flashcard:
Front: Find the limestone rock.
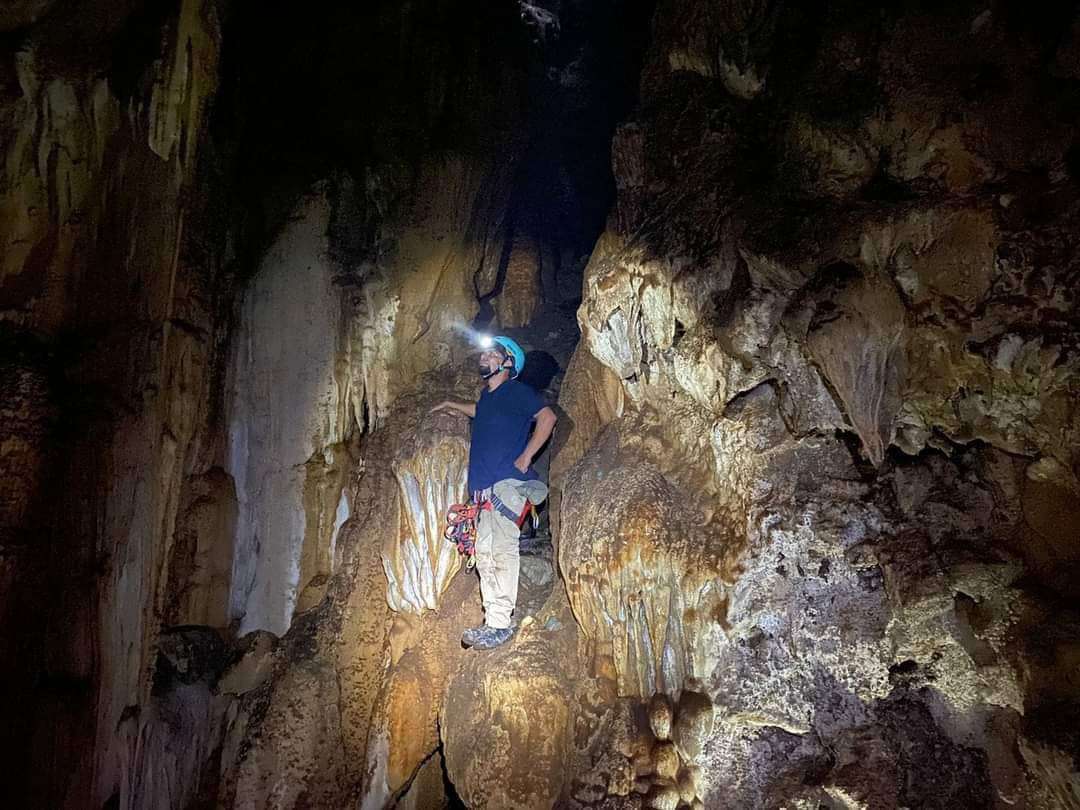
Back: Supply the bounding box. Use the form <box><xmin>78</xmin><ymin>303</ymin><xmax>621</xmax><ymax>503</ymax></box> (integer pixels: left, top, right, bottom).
<box><xmin>225</xmin><ymin>188</ymin><xmax>353</xmax><ymax>636</ymax></box>
<box><xmin>495</xmin><ymin>232</ymin><xmax>542</xmax><ymax>328</ymax></box>
<box><xmin>0</xmin><ymin>0</ymin><xmax>58</xmax><ymax>31</ymax></box>
<box><xmin>652</xmin><ymin>741</ymin><xmax>679</xmax><ymax>782</ymax></box>
<box><xmin>218</xmin><ymin>631</ymin><xmax>277</xmax><ymax>696</ymax></box>
<box><xmin>7</xmin><ymin>0</ymin><xmax>1080</xmax><ymax>807</ymax></box>
<box><xmin>671</xmin><ymin>691</ymin><xmax>714</xmax><ymax>762</ymax></box>
<box><xmin>799</xmin><ymin>267</ymin><xmax>907</xmax><ymax>466</ymax></box>
<box><xmin>154</xmin><ymin>627</ymin><xmax>228</xmax><ymax>694</ymax></box>
<box><xmin>1019</xmin><ymin>458</ymin><xmax>1080</xmax><ymax>597</ymax></box>
<box><xmin>0</xmin><ymin>63</ymin><xmax>119</xmax><ymax>333</ymax></box>
<box><xmin>0</xmin><ymin>356</ymin><xmax>53</xmax><ymax>541</ymax></box>
<box><xmin>551</xmin><ymin>1</ymin><xmax>1080</xmax><ymax>806</ymax></box>
<box><xmin>560</xmin><ymin>426</ymin><xmax>729</xmax><ymax>698</ymax></box>
<box><xmin>382</xmin><ymin>403</ymin><xmax>470</xmax><ymax>614</ymax></box>
<box><xmin>166</xmin><ymin>467</ymin><xmax>238</xmax><ymax>628</ymax></box>
<box><xmin>227</xmin><ymin>658</ymin><xmax>348</xmax><ymax>809</ymax></box>
<box><xmin>645</xmin><ymin>784</ymin><xmax>679</xmax><ymax>810</ymax></box>
<box><xmin>782</xmin><ymin>114</ymin><xmax>877</xmax><ymax>198</ymax></box>
<box><xmin>551</xmin><ymin>339</ymin><xmax>626</xmax><ymax>487</ymax></box>
<box><xmin>361</xmin><ymin>572</ymin><xmax>480</xmax><ymax>806</ymax></box>
<box><xmin>520</xmin><ymin>554</ymin><xmax>554</xmax><ymax>587</ymax></box>
<box><xmin>394</xmin><ymin>750</ymin><xmax>450</xmax><ymax>810</ymax></box>
<box><xmin>442</xmin><ymin>630</ymin><xmax>575</xmax><ymax>809</ymax></box>
<box><xmin>0</xmin><ymin>2</ymin><xmax>230</xmax><ymax>805</ymax></box>
<box><xmin>647</xmin><ymin>693</ymin><xmax>673</xmax><ymax>741</ymax></box>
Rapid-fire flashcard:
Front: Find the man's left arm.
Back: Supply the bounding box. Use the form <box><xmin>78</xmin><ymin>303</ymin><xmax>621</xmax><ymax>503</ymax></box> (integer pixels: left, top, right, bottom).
<box><xmin>514</xmin><ymin>406</ymin><xmax>557</xmax><ymax>474</ymax></box>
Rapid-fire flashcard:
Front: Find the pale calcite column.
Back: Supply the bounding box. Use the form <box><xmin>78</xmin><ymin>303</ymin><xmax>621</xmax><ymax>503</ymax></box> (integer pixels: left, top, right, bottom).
<box><xmin>225</xmin><ymin>189</ymin><xmax>353</xmax><ymax>636</ymax></box>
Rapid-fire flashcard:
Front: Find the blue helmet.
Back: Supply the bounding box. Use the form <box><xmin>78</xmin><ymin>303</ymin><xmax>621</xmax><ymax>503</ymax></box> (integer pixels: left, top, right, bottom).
<box><xmin>491</xmin><ymin>336</ymin><xmax>526</xmax><ymax>378</ymax></box>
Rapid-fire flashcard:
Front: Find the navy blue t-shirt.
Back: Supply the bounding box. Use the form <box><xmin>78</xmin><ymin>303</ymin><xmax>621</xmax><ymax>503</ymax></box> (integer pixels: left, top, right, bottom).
<box><xmin>468</xmin><ymin>379</ymin><xmax>545</xmax><ymax>493</ymax></box>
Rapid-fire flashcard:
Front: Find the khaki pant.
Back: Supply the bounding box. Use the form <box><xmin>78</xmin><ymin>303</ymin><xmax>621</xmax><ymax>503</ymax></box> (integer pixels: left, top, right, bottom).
<box><xmin>474</xmin><ymin>478</ymin><xmax>548</xmax><ymax>629</ymax></box>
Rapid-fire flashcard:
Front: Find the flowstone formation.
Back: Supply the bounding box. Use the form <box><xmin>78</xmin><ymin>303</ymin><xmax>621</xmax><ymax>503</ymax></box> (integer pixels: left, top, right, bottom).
<box><xmin>552</xmin><ymin>1</ymin><xmax>1080</xmax><ymax>807</ymax></box>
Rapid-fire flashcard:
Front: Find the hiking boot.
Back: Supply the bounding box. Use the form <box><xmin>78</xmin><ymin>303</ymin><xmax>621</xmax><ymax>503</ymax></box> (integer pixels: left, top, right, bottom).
<box><xmin>461</xmin><ymin>624</ymin><xmax>485</xmax><ymax>647</ymax></box>
<box><xmin>462</xmin><ymin>625</ymin><xmax>513</xmax><ymax>650</ymax></box>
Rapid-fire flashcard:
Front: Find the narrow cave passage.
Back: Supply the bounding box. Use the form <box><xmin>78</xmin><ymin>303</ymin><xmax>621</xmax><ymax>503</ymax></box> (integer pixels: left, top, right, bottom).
<box><xmin>3</xmin><ymin>1</ymin><xmax>1080</xmax><ymax>809</ymax></box>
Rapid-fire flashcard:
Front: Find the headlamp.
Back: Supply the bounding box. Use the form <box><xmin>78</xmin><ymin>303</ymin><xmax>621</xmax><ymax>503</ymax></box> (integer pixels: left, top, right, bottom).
<box><xmin>477</xmin><ymin>334</ymin><xmax>494</xmax><ymax>349</ymax></box>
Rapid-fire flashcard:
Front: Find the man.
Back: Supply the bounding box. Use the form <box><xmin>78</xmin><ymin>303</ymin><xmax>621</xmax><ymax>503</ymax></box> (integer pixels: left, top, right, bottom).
<box><xmin>432</xmin><ymin>335</ymin><xmax>557</xmax><ymax>649</ymax></box>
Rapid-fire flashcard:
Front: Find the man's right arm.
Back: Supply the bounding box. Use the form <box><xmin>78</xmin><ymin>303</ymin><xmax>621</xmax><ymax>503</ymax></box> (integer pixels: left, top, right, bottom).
<box><xmin>431</xmin><ymin>400</ymin><xmax>476</xmax><ymax>418</ymax></box>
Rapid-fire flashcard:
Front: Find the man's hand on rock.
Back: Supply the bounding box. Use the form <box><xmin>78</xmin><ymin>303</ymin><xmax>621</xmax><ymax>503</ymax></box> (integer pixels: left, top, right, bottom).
<box><xmin>430</xmin><ymin>400</ymin><xmax>476</xmax><ymax>418</ymax></box>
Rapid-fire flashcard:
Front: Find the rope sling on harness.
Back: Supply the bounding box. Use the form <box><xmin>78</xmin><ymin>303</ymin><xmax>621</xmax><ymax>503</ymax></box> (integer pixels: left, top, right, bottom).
<box><xmin>444</xmin><ymin>496</ymin><xmax>534</xmax><ymax>569</ymax></box>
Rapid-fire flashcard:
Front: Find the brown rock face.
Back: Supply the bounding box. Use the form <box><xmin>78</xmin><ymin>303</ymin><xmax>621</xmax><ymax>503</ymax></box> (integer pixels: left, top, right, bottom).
<box><xmin>801</xmin><ymin>266</ymin><xmax>907</xmax><ymax>467</ymax></box>
<box><xmin>560</xmin><ymin>425</ymin><xmax>731</xmax><ymax>699</ymax></box>
<box><xmin>494</xmin><ymin>232</ymin><xmax>543</xmax><ymax>328</ymax></box>
<box><xmin>1</xmin><ymin>0</ymin><xmax>538</xmax><ymax>805</ymax></box>
<box><xmin>361</xmin><ymin>570</ymin><xmax>481</xmax><ymax>806</ymax></box>
<box><xmin>442</xmin><ymin>625</ymin><xmax>576</xmax><ymax>809</ymax></box>
<box><xmin>1</xmin><ymin>1</ymin><xmax>227</xmax><ymax>805</ymax></box>
<box><xmin>557</xmin><ymin>0</ymin><xmax>1080</xmax><ymax>806</ymax></box>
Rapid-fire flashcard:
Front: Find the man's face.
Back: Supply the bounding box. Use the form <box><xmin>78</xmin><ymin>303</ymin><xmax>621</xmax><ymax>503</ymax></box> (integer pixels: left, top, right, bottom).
<box><xmin>478</xmin><ymin>348</ymin><xmax>507</xmax><ymax>376</ymax></box>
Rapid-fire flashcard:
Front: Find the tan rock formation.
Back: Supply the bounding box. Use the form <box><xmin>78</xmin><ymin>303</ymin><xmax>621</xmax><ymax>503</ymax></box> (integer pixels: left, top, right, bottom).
<box><xmin>801</xmin><ymin>267</ymin><xmax>907</xmax><ymax>467</ymax></box>
<box><xmin>550</xmin><ymin>340</ymin><xmax>625</xmax><ymax>486</ymax></box>
<box><xmin>220</xmin><ymin>368</ymin><xmax>485</xmax><ymax>808</ymax></box>
<box><xmin>442</xmin><ymin>619</ymin><xmax>577</xmax><ymax>809</ymax></box>
<box><xmin>5</xmin><ymin>1</ymin><xmax>1080</xmax><ymax>808</ymax></box>
<box><xmin>560</xmin><ymin>424</ymin><xmax>731</xmax><ymax>699</ymax></box>
<box><xmin>224</xmin><ymin>188</ymin><xmax>356</xmax><ymax>635</ymax></box>
<box><xmin>0</xmin><ymin>2</ymin><xmax>228</xmax><ymax>805</ymax></box>
<box><xmin>494</xmin><ymin>232</ymin><xmax>542</xmax><ymax>328</ymax></box>
<box><xmin>395</xmin><ymin>751</ymin><xmax>451</xmax><ymax>810</ymax></box>
<box><xmin>165</xmin><ymin>467</ymin><xmax>238</xmax><ymax>628</ymax></box>
<box><xmin>228</xmin><ymin>658</ymin><xmax>349</xmax><ymax>809</ymax></box>
<box><xmin>362</xmin><ymin>571</ymin><xmax>480</xmax><ymax>807</ymax></box>
<box><xmin>554</xmin><ymin>1</ymin><xmax>1080</xmax><ymax>806</ymax></box>
<box><xmin>383</xmin><ymin>404</ymin><xmax>471</xmax><ymax>614</ymax></box>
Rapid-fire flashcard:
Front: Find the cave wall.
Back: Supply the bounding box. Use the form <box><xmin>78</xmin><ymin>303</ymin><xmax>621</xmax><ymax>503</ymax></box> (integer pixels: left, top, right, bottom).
<box><xmin>554</xmin><ymin>0</ymin><xmax>1080</xmax><ymax>806</ymax></box>
<box><xmin>0</xmin><ymin>0</ymin><xmax>541</xmax><ymax>805</ymax></box>
<box><xmin>0</xmin><ymin>1</ymin><xmax>229</xmax><ymax>806</ymax></box>
<box><xmin>209</xmin><ymin>4</ymin><xmax>652</xmax><ymax>806</ymax></box>
<box><xmin>224</xmin><ymin>185</ymin><xmax>350</xmax><ymax>636</ymax></box>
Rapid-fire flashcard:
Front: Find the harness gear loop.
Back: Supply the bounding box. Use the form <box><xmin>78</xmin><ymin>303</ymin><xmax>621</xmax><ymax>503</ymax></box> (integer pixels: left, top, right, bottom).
<box><xmin>444</xmin><ymin>495</ymin><xmax>535</xmax><ymax>567</ymax></box>
<box><xmin>444</xmin><ymin>501</ymin><xmax>482</xmax><ymax>569</ymax></box>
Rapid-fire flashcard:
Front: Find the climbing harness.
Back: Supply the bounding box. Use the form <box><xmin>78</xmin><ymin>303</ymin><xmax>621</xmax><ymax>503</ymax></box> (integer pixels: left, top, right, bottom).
<box><xmin>444</xmin><ymin>495</ymin><xmax>536</xmax><ymax>568</ymax></box>
<box><xmin>489</xmin><ymin>492</ymin><xmax>535</xmax><ymax>530</ymax></box>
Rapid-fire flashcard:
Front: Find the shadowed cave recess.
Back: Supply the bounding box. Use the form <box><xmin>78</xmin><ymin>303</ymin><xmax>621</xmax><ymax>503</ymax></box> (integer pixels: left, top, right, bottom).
<box><xmin>2</xmin><ymin>0</ymin><xmax>1080</xmax><ymax>808</ymax></box>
